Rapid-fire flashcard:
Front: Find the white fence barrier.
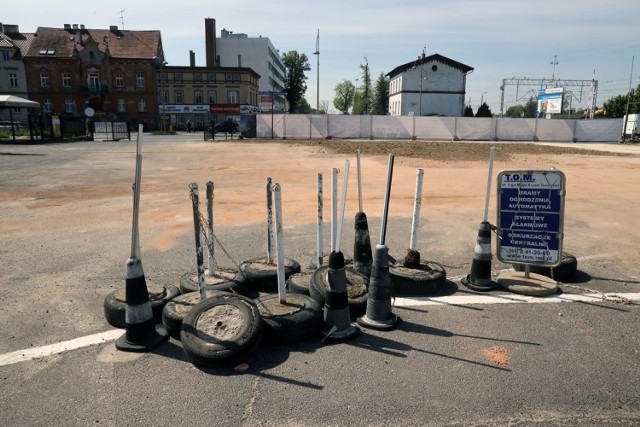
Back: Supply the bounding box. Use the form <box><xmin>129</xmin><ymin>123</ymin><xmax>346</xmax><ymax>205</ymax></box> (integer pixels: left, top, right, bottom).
<box><xmin>256</xmin><ymin>114</ymin><xmax>622</xmax><ymax>142</ymax></box>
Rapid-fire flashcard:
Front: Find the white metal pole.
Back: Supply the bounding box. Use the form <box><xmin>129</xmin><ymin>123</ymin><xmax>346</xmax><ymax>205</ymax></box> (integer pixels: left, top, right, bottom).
<box><xmin>317</xmin><ymin>173</ymin><xmax>324</xmax><ymax>267</ymax></box>
<box><xmin>409</xmin><ymin>168</ymin><xmax>425</xmax><ymax>251</ymax></box>
<box><xmin>483</xmin><ymin>147</ymin><xmax>496</xmax><ymax>222</ymax></box>
<box><xmin>131</xmin><ymin>124</ymin><xmax>143</xmax><ymax>259</ymax></box>
<box><xmin>206</xmin><ymin>181</ymin><xmax>215</xmax><ymax>275</ymax></box>
<box><xmin>273</xmin><ymin>184</ymin><xmax>286</xmax><ymax>303</ymax></box>
<box><xmin>266</xmin><ymin>177</ymin><xmax>273</xmax><ymax>263</ymax></box>
<box><xmin>331</xmin><ymin>168</ymin><xmax>338</xmax><ymax>252</ymax></box>
<box><xmin>336</xmin><ymin>160</ymin><xmax>350</xmax><ymax>253</ymax></box>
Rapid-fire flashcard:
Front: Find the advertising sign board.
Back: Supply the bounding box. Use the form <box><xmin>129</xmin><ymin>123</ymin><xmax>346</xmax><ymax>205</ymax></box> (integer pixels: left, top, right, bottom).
<box><xmin>537</xmin><ymin>88</ymin><xmax>564</xmax><ymax>114</ymax></box>
<box><xmin>497</xmin><ymin>170</ymin><xmax>566</xmax><ymax>266</ymax></box>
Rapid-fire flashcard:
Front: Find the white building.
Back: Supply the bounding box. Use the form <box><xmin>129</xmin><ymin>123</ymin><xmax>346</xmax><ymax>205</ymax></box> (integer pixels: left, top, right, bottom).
<box><xmin>207</xmin><ymin>19</ymin><xmax>287</xmax><ymax>112</ymax></box>
<box><xmin>387</xmin><ymin>53</ymin><xmax>473</xmax><ymax>117</ymax></box>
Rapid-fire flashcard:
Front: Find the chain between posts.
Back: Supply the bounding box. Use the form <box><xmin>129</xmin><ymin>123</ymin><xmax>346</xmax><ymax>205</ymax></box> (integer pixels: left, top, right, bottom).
<box><xmin>188</xmin><ymin>191</ymin><xmax>246</xmax><ymax>281</ymax></box>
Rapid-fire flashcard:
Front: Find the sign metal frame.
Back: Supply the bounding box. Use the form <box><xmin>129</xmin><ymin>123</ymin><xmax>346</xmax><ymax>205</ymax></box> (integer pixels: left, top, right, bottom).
<box><xmin>497</xmin><ymin>170</ymin><xmax>566</xmax><ymax>267</ymax></box>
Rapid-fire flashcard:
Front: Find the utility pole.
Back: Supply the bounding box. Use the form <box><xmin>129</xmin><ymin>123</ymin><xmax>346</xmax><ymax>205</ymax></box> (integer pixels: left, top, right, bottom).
<box><xmin>550</xmin><ymin>55</ymin><xmax>558</xmax><ymax>81</ymax></box>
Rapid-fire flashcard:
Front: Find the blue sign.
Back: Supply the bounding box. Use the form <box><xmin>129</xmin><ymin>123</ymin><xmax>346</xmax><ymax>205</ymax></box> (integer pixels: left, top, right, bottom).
<box><xmin>497</xmin><ymin>170</ymin><xmax>566</xmax><ymax>266</ymax></box>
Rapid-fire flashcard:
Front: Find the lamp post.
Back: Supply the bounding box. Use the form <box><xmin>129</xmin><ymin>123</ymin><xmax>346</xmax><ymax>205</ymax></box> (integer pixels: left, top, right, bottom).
<box><xmin>313</xmin><ymin>29</ymin><xmax>320</xmax><ymax>112</ymax></box>
<box><xmin>155</xmin><ymin>58</ymin><xmax>168</xmax><ymax>132</ymax></box>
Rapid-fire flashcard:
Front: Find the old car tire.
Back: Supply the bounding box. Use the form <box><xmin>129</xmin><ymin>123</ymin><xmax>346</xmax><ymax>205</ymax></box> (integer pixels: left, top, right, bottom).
<box><xmin>180</xmin><ymin>293</ymin><xmax>263</xmax><ymax>368</ymax></box>
<box><xmin>286</xmin><ymin>272</ymin><xmax>313</xmax><ymax>295</ymax></box>
<box><xmin>179</xmin><ymin>270</ymin><xmax>248</xmax><ymax>295</ymax></box>
<box><xmin>104</xmin><ymin>282</ymin><xmax>180</xmax><ymax>328</ymax></box>
<box><xmin>255</xmin><ymin>293</ymin><xmax>323</xmax><ymax>346</ymax></box>
<box><xmin>389</xmin><ymin>261</ymin><xmax>447</xmax><ymax>295</ymax></box>
<box><xmin>309</xmin><ymin>266</ymin><xmax>369</xmax><ymax>318</ymax></box>
<box><xmin>162</xmin><ymin>290</ymin><xmax>225</xmax><ymax>339</ymax></box>
<box><xmin>239</xmin><ymin>257</ymin><xmax>301</xmax><ymax>292</ymax></box>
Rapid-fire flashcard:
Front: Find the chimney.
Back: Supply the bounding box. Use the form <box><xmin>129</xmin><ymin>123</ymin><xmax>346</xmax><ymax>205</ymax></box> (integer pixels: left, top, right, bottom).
<box><xmin>205</xmin><ymin>18</ymin><xmax>216</xmax><ymax>68</ymax></box>
<box><xmin>64</xmin><ymin>24</ymin><xmax>71</xmax><ymax>31</ymax></box>
<box><xmin>189</xmin><ymin>50</ymin><xmax>196</xmax><ymax>67</ymax></box>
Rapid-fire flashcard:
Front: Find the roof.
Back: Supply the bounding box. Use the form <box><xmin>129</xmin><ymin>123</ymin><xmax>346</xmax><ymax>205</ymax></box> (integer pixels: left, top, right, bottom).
<box><xmin>386</xmin><ymin>53</ymin><xmax>474</xmax><ymax>78</ymax></box>
<box><xmin>0</xmin><ymin>30</ymin><xmax>36</xmax><ymax>57</ymax></box>
<box><xmin>25</xmin><ymin>26</ymin><xmax>161</xmax><ymax>60</ymax></box>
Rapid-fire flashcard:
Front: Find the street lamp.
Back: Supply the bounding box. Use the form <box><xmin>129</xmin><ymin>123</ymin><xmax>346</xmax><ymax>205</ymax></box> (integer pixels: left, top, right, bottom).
<box><xmin>313</xmin><ymin>29</ymin><xmax>319</xmax><ymax>112</ymax></box>
<box><xmin>154</xmin><ymin>56</ymin><xmax>168</xmax><ymax>132</ymax></box>
<box><xmin>412</xmin><ymin>47</ymin><xmax>427</xmax><ymax>116</ymax></box>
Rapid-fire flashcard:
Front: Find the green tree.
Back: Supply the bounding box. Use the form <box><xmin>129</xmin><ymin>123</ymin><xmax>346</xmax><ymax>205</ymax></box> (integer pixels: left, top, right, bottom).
<box><xmin>281</xmin><ymin>50</ymin><xmax>311</xmax><ymax>114</ymax></box>
<box><xmin>475</xmin><ymin>102</ymin><xmax>493</xmax><ymax>117</ymax></box>
<box><xmin>463</xmin><ymin>105</ymin><xmax>474</xmax><ymax>117</ymax></box>
<box><xmin>505</xmin><ymin>104</ymin><xmax>525</xmax><ymax>118</ymax></box>
<box><xmin>371</xmin><ymin>72</ymin><xmax>389</xmax><ymax>115</ymax></box>
<box><xmin>353</xmin><ymin>58</ymin><xmax>373</xmax><ymax>115</ymax></box>
<box><xmin>333</xmin><ymin>80</ymin><xmax>356</xmax><ymax>114</ymax></box>
<box><xmin>524</xmin><ymin>97</ymin><xmax>538</xmax><ymax>118</ymax></box>
<box><xmin>603</xmin><ymin>94</ymin><xmax>629</xmax><ymax>118</ymax></box>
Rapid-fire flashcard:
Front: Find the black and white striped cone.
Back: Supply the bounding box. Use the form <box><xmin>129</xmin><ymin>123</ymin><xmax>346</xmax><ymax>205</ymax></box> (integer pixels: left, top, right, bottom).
<box><xmin>322</xmin><ymin>251</ymin><xmax>360</xmax><ymax>341</ymax></box>
<box><xmin>357</xmin><ymin>244</ymin><xmax>399</xmax><ymax>330</ymax></box>
<box><xmin>353</xmin><ymin>212</ymin><xmax>373</xmax><ymax>277</ymax></box>
<box><xmin>115</xmin><ymin>257</ymin><xmax>168</xmax><ymax>352</ymax></box>
<box><xmin>461</xmin><ymin>221</ymin><xmax>498</xmax><ymax>291</ymax></box>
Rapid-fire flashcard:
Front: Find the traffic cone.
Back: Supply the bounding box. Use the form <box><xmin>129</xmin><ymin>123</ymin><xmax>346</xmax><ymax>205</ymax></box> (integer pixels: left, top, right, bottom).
<box><xmin>115</xmin><ymin>257</ymin><xmax>168</xmax><ymax>352</ymax></box>
<box><xmin>461</xmin><ymin>221</ymin><xmax>498</xmax><ymax>291</ymax></box>
<box><xmin>353</xmin><ymin>212</ymin><xmax>373</xmax><ymax>277</ymax></box>
<box><xmin>357</xmin><ymin>244</ymin><xmax>399</xmax><ymax>330</ymax></box>
<box><xmin>322</xmin><ymin>251</ymin><xmax>360</xmax><ymax>341</ymax></box>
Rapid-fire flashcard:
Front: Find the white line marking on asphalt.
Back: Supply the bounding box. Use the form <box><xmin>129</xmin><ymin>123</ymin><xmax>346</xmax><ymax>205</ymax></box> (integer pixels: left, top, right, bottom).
<box><xmin>0</xmin><ymin>250</ymin><xmax>631</xmax><ymax>367</ymax></box>
<box><xmin>0</xmin><ymin>329</ymin><xmax>123</xmax><ymax>367</ymax></box>
<box><xmin>394</xmin><ymin>292</ymin><xmax>640</xmax><ymax>307</ymax></box>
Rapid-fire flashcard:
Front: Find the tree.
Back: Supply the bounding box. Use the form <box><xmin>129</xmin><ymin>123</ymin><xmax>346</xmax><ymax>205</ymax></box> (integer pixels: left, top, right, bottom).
<box><xmin>601</xmin><ymin>83</ymin><xmax>640</xmax><ymax>118</ymax></box>
<box><xmin>523</xmin><ymin>97</ymin><xmax>538</xmax><ymax>118</ymax></box>
<box><xmin>333</xmin><ymin>80</ymin><xmax>356</xmax><ymax>114</ymax></box>
<box><xmin>281</xmin><ymin>50</ymin><xmax>311</xmax><ymax>114</ymax></box>
<box><xmin>505</xmin><ymin>104</ymin><xmax>525</xmax><ymax>118</ymax></box>
<box><xmin>475</xmin><ymin>102</ymin><xmax>493</xmax><ymax>117</ymax></box>
<box><xmin>371</xmin><ymin>72</ymin><xmax>389</xmax><ymax>115</ymax></box>
<box><xmin>318</xmin><ymin>100</ymin><xmax>330</xmax><ymax>114</ymax></box>
<box><xmin>463</xmin><ymin>105</ymin><xmax>474</xmax><ymax>117</ymax></box>
<box><xmin>353</xmin><ymin>58</ymin><xmax>373</xmax><ymax>115</ymax></box>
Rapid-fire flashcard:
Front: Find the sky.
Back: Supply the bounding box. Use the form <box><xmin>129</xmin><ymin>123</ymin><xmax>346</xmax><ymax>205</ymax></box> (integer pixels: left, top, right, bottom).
<box><xmin>4</xmin><ymin>0</ymin><xmax>640</xmax><ymax>114</ymax></box>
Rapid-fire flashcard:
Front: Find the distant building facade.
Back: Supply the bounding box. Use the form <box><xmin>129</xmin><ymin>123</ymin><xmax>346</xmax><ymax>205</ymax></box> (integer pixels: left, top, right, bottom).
<box><xmin>23</xmin><ymin>24</ymin><xmax>163</xmax><ymax>129</ymax></box>
<box><xmin>0</xmin><ymin>23</ymin><xmax>35</xmax><ymax>123</ymax></box>
<box><xmin>387</xmin><ymin>53</ymin><xmax>473</xmax><ymax>117</ymax></box>
<box><xmin>207</xmin><ymin>19</ymin><xmax>287</xmax><ymax>112</ymax></box>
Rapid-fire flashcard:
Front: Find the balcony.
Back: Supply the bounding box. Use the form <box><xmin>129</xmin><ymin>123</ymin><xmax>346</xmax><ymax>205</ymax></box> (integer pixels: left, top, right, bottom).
<box><xmin>79</xmin><ymin>84</ymin><xmax>109</xmax><ymax>94</ymax></box>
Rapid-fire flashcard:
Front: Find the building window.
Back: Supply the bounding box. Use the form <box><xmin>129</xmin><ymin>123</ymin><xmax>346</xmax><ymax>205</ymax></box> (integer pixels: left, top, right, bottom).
<box><xmin>225</xmin><ymin>73</ymin><xmax>233</xmax><ymax>82</ymax></box>
<box><xmin>194</xmin><ymin>90</ymin><xmax>203</xmax><ymax>104</ymax></box>
<box><xmin>138</xmin><ymin>99</ymin><xmax>147</xmax><ymax>113</ymax></box>
<box><xmin>227</xmin><ymin>90</ymin><xmax>239</xmax><ymax>104</ymax></box>
<box><xmin>61</xmin><ymin>72</ymin><xmax>71</xmax><ymax>88</ymax></box>
<box><xmin>40</xmin><ymin>72</ymin><xmax>49</xmax><ymax>88</ymax></box>
<box><xmin>194</xmin><ymin>72</ymin><xmax>202</xmax><ymax>82</ymax></box>
<box><xmin>115</xmin><ymin>73</ymin><xmax>124</xmax><ymax>88</ymax></box>
<box><xmin>42</xmin><ymin>99</ymin><xmax>52</xmax><ymax>113</ymax></box>
<box><xmin>88</xmin><ymin>73</ymin><xmax>100</xmax><ymax>91</ymax></box>
<box><xmin>174</xmin><ymin>72</ymin><xmax>182</xmax><ymax>82</ymax></box>
<box><xmin>175</xmin><ymin>90</ymin><xmax>184</xmax><ymax>104</ymax></box>
<box><xmin>207</xmin><ymin>73</ymin><xmax>215</xmax><ymax>82</ymax></box>
<box><xmin>136</xmin><ymin>73</ymin><xmax>145</xmax><ymax>88</ymax></box>
<box><xmin>118</xmin><ymin>99</ymin><xmax>126</xmax><ymax>113</ymax></box>
<box><xmin>64</xmin><ymin>99</ymin><xmax>76</xmax><ymax>113</ymax></box>
<box><xmin>160</xmin><ymin>90</ymin><xmax>169</xmax><ymax>104</ymax></box>
<box><xmin>1</xmin><ymin>51</ymin><xmax>11</xmax><ymax>61</ymax></box>
<box><xmin>9</xmin><ymin>73</ymin><xmax>18</xmax><ymax>87</ymax></box>
<box><xmin>233</xmin><ymin>73</ymin><xmax>240</xmax><ymax>82</ymax></box>
<box><xmin>208</xmin><ymin>90</ymin><xmax>217</xmax><ymax>104</ymax></box>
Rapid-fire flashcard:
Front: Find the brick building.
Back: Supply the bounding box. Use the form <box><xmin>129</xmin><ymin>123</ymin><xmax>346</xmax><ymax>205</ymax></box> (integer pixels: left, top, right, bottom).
<box><xmin>24</xmin><ymin>24</ymin><xmax>163</xmax><ymax>129</ymax></box>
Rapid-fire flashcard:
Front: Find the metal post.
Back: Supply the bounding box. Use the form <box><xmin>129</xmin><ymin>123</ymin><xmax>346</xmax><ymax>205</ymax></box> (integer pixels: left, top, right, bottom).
<box><xmin>409</xmin><ymin>169</ymin><xmax>425</xmax><ymax>251</ymax></box>
<box><xmin>273</xmin><ymin>184</ymin><xmax>286</xmax><ymax>303</ymax></box>
<box><xmin>379</xmin><ymin>154</ymin><xmax>394</xmax><ymax>246</ymax></box>
<box><xmin>336</xmin><ymin>160</ymin><xmax>350</xmax><ymax>253</ymax></box>
<box><xmin>266</xmin><ymin>177</ymin><xmax>274</xmax><ymax>263</ymax></box>
<box><xmin>131</xmin><ymin>125</ymin><xmax>143</xmax><ymax>259</ymax></box>
<box><xmin>331</xmin><ymin>168</ymin><xmax>338</xmax><ymax>252</ymax></box>
<box><xmin>317</xmin><ymin>173</ymin><xmax>324</xmax><ymax>267</ymax></box>
<box><xmin>189</xmin><ymin>183</ymin><xmax>207</xmax><ymax>300</ymax></box>
<box><xmin>483</xmin><ymin>147</ymin><xmax>496</xmax><ymax>223</ymax></box>
<box><xmin>206</xmin><ymin>181</ymin><xmax>215</xmax><ymax>275</ymax></box>
<box><xmin>356</xmin><ymin>149</ymin><xmax>363</xmax><ymax>213</ymax></box>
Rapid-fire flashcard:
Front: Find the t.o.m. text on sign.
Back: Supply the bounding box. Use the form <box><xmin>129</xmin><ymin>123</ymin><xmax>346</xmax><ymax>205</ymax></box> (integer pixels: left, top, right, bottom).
<box><xmin>497</xmin><ymin>170</ymin><xmax>566</xmax><ymax>266</ymax></box>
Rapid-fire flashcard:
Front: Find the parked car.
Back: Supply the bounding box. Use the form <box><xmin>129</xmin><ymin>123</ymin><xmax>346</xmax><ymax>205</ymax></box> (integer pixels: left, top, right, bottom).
<box><xmin>0</xmin><ymin>120</ymin><xmax>23</xmax><ymax>130</ymax></box>
<box><xmin>211</xmin><ymin>121</ymin><xmax>239</xmax><ymax>134</ymax></box>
